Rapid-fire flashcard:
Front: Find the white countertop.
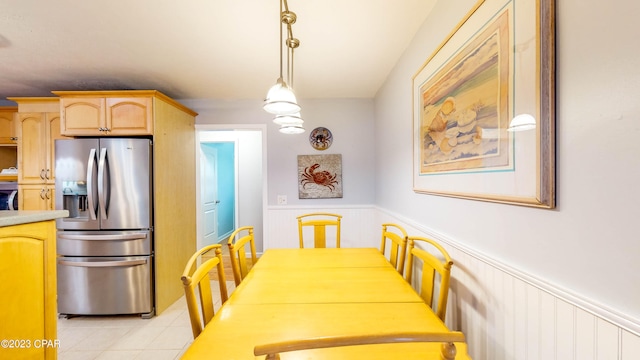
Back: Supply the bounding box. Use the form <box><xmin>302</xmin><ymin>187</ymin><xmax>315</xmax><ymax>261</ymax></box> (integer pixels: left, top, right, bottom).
<box><xmin>0</xmin><ymin>210</ymin><xmax>69</xmax><ymax>227</ymax></box>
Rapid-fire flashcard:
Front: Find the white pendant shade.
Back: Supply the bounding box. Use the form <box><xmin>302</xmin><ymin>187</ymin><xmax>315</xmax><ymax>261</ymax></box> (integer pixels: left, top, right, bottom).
<box><xmin>507</xmin><ymin>113</ymin><xmax>536</xmax><ymax>132</ymax></box>
<box><xmin>274</xmin><ymin>112</ymin><xmax>304</xmax><ymax>134</ymax></box>
<box><xmin>273</xmin><ymin>112</ymin><xmax>303</xmax><ymax>126</ymax></box>
<box><xmin>263</xmin><ymin>79</ymin><xmax>301</xmax><ymax>115</ymax></box>
<box><xmin>279</xmin><ymin>124</ymin><xmax>305</xmax><ymax>134</ymax></box>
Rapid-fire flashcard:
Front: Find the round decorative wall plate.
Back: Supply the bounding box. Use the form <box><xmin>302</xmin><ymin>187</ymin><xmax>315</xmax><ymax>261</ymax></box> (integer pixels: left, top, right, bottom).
<box><xmin>309</xmin><ymin>127</ymin><xmax>333</xmax><ymax>150</ymax></box>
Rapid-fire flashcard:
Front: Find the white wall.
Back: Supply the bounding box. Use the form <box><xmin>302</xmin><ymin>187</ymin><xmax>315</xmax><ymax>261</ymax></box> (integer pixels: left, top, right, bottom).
<box><xmin>184</xmin><ymin>98</ymin><xmax>376</xmax><ymax>251</ymax></box>
<box><xmin>375</xmin><ymin>0</ymin><xmax>640</xmax><ymax>328</ymax></box>
<box><xmin>267</xmin><ymin>99</ymin><xmax>376</xmax><ymax>207</ymax></box>
<box><xmin>236</xmin><ymin>130</ymin><xmax>263</xmax><ymax>248</ymax></box>
<box><xmin>183</xmin><ymin>98</ymin><xmax>376</xmax><ymax>208</ymax></box>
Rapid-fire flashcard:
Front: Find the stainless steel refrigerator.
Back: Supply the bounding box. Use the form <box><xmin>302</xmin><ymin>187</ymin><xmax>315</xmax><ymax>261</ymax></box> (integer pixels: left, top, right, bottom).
<box><xmin>55</xmin><ymin>138</ymin><xmax>154</xmax><ymax>318</ymax></box>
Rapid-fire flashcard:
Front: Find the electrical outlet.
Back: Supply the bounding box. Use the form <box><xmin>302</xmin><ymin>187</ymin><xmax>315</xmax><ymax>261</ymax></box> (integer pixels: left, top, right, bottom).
<box><xmin>277</xmin><ymin>195</ymin><xmax>287</xmax><ymax>205</ymax></box>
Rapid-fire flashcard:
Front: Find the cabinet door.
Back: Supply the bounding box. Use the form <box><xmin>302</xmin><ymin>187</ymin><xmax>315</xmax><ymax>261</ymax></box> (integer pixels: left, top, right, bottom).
<box><xmin>0</xmin><ymin>221</ymin><xmax>57</xmax><ymax>360</ymax></box>
<box><xmin>0</xmin><ymin>108</ymin><xmax>17</xmax><ymax>145</ymax></box>
<box><xmin>60</xmin><ymin>97</ymin><xmax>106</xmax><ymax>136</ymax></box>
<box><xmin>46</xmin><ymin>113</ymin><xmax>64</xmax><ymax>183</ymax></box>
<box><xmin>16</xmin><ymin>113</ymin><xmax>47</xmax><ymax>184</ymax></box>
<box><xmin>106</xmin><ymin>97</ymin><xmax>153</xmax><ymax>135</ymax></box>
<box><xmin>19</xmin><ymin>185</ymin><xmax>54</xmax><ymax>210</ymax></box>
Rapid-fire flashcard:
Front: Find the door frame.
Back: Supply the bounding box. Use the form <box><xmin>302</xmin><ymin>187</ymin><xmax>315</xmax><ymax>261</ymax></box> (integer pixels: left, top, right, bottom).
<box><xmin>194</xmin><ymin>124</ymin><xmax>268</xmax><ymax>251</ymax></box>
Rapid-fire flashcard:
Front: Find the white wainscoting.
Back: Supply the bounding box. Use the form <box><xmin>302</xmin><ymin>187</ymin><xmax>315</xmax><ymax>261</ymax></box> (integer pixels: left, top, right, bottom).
<box><xmin>266</xmin><ymin>205</ymin><xmax>640</xmax><ymax>359</ymax></box>
<box><xmin>265</xmin><ymin>205</ymin><xmax>379</xmax><ymax>249</ymax></box>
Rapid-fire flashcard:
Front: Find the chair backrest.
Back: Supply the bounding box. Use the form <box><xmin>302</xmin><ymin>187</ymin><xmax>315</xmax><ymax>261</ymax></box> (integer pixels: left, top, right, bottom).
<box><xmin>254</xmin><ymin>331</ymin><xmax>465</xmax><ymax>360</ymax></box>
<box><xmin>227</xmin><ymin>226</ymin><xmax>258</xmax><ymax>286</ymax></box>
<box><xmin>405</xmin><ymin>236</ymin><xmax>453</xmax><ymax>321</ymax></box>
<box><xmin>181</xmin><ymin>244</ymin><xmax>229</xmax><ymax>338</ymax></box>
<box><xmin>296</xmin><ymin>213</ymin><xmax>342</xmax><ymax>248</ymax></box>
<box><xmin>380</xmin><ymin>223</ymin><xmax>408</xmax><ymax>274</ymax></box>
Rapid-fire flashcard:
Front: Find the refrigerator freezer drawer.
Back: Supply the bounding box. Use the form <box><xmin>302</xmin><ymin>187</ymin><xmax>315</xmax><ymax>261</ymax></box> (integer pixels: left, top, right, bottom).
<box><xmin>57</xmin><ymin>256</ymin><xmax>153</xmax><ymax>316</ymax></box>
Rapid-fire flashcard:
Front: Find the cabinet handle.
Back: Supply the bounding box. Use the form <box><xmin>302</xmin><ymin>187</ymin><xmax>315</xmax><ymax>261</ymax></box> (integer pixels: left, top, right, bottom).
<box><xmin>45</xmin><ymin>189</ymin><xmax>51</xmax><ymax>199</ymax></box>
<box><xmin>10</xmin><ymin>137</ymin><xmax>18</xmax><ymax>141</ymax></box>
<box><xmin>45</xmin><ymin>169</ymin><xmax>51</xmax><ymax>180</ymax></box>
<box><xmin>40</xmin><ymin>188</ymin><xmax>46</xmax><ymax>199</ymax></box>
<box><xmin>40</xmin><ymin>169</ymin><xmax>46</xmax><ymax>180</ymax></box>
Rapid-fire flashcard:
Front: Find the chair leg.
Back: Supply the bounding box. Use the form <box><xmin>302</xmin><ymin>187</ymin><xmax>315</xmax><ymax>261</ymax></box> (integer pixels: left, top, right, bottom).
<box><xmin>440</xmin><ymin>342</ymin><xmax>457</xmax><ymax>360</ymax></box>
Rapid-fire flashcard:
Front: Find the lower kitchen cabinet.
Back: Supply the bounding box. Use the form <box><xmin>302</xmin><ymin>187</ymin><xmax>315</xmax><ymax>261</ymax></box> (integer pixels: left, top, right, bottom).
<box><xmin>19</xmin><ymin>184</ymin><xmax>55</xmax><ymax>210</ymax></box>
<box><xmin>0</xmin><ymin>219</ymin><xmax>58</xmax><ymax>359</ymax></box>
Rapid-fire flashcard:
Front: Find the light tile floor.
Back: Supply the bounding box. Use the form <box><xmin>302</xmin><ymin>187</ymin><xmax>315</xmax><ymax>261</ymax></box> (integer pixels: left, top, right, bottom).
<box><xmin>57</xmin><ymin>281</ymin><xmax>236</xmax><ymax>360</ymax></box>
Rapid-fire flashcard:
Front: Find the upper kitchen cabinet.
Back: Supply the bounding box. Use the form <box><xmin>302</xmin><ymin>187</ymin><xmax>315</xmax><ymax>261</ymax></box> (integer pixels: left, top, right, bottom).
<box><xmin>14</xmin><ymin>112</ymin><xmax>62</xmax><ymax>184</ymax></box>
<box><xmin>0</xmin><ymin>106</ymin><xmax>18</xmax><ymax>145</ymax></box>
<box><xmin>53</xmin><ymin>91</ymin><xmax>160</xmax><ymax>136</ymax></box>
<box><xmin>7</xmin><ymin>98</ymin><xmax>64</xmax><ymax>185</ymax></box>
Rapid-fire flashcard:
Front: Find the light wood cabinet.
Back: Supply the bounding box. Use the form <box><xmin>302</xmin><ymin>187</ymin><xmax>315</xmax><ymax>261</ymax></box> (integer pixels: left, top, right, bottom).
<box><xmin>0</xmin><ymin>220</ymin><xmax>58</xmax><ymax>359</ymax></box>
<box><xmin>7</xmin><ymin>97</ymin><xmax>65</xmax><ymax>211</ymax></box>
<box><xmin>15</xmin><ymin>112</ymin><xmax>62</xmax><ymax>184</ymax></box>
<box><xmin>57</xmin><ymin>94</ymin><xmax>153</xmax><ymax>136</ymax></box>
<box><xmin>0</xmin><ymin>106</ymin><xmax>18</xmax><ymax>145</ymax></box>
<box><xmin>18</xmin><ymin>184</ymin><xmax>55</xmax><ymax>210</ymax></box>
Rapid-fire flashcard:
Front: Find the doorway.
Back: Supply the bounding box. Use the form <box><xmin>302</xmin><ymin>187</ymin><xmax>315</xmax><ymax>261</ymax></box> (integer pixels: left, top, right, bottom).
<box><xmin>195</xmin><ymin>125</ymin><xmax>267</xmax><ymax>252</ymax></box>
<box><xmin>200</xmin><ymin>142</ymin><xmax>236</xmax><ymax>246</ymax></box>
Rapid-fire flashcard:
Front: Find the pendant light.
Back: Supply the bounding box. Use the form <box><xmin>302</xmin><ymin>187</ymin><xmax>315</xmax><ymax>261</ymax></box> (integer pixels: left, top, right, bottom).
<box><xmin>279</xmin><ymin>123</ymin><xmax>306</xmax><ymax>134</ymax></box>
<box><xmin>274</xmin><ymin>112</ymin><xmax>305</xmax><ymax>134</ymax></box>
<box><xmin>264</xmin><ymin>79</ymin><xmax>299</xmax><ymax>115</ymax></box>
<box><xmin>263</xmin><ymin>0</ymin><xmax>305</xmax><ymax>133</ymax></box>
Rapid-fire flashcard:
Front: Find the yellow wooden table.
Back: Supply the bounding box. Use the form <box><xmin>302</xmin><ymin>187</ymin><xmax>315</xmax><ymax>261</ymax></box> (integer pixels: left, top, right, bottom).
<box><xmin>180</xmin><ymin>248</ymin><xmax>470</xmax><ymax>359</ymax></box>
<box><xmin>252</xmin><ymin>247</ymin><xmax>391</xmax><ymax>269</ymax></box>
<box><xmin>227</xmin><ymin>266</ymin><xmax>421</xmax><ymax>305</ymax></box>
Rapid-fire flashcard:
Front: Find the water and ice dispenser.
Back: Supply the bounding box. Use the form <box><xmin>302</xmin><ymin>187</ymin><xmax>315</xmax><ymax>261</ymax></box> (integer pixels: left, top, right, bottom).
<box><xmin>61</xmin><ymin>181</ymin><xmax>88</xmax><ymax>218</ymax></box>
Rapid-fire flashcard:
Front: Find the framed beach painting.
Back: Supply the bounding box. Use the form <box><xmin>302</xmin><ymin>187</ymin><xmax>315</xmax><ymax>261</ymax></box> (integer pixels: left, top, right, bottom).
<box><xmin>412</xmin><ymin>0</ymin><xmax>555</xmax><ymax>208</ymax></box>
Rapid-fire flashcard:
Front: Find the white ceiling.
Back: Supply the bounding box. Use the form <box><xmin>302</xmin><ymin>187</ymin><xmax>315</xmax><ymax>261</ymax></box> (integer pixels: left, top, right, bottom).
<box><xmin>0</xmin><ymin>0</ymin><xmax>436</xmax><ymax>102</ymax></box>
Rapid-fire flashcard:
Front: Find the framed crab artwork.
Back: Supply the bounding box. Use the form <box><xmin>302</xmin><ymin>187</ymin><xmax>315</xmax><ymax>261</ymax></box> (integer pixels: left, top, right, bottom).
<box><xmin>297</xmin><ymin>154</ymin><xmax>343</xmax><ymax>199</ymax></box>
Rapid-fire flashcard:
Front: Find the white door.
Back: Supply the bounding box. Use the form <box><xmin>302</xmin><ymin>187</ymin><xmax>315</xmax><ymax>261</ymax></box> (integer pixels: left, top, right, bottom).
<box><xmin>200</xmin><ymin>144</ymin><xmax>219</xmax><ymax>246</ymax></box>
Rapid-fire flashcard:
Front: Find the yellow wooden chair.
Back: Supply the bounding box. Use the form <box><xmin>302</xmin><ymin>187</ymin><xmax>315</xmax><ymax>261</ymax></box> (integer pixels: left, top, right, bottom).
<box><xmin>296</xmin><ymin>213</ymin><xmax>342</xmax><ymax>248</ymax></box>
<box><xmin>254</xmin><ymin>331</ymin><xmax>466</xmax><ymax>360</ymax></box>
<box><xmin>405</xmin><ymin>236</ymin><xmax>454</xmax><ymax>321</ymax></box>
<box><xmin>180</xmin><ymin>244</ymin><xmax>229</xmax><ymax>338</ymax></box>
<box><xmin>380</xmin><ymin>223</ymin><xmax>408</xmax><ymax>275</ymax></box>
<box><xmin>227</xmin><ymin>226</ymin><xmax>258</xmax><ymax>286</ymax></box>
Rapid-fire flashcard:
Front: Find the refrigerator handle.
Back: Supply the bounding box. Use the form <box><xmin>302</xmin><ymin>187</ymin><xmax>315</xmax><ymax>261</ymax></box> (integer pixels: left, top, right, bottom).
<box><xmin>58</xmin><ymin>259</ymin><xmax>148</xmax><ymax>268</ymax></box>
<box><xmin>57</xmin><ymin>233</ymin><xmax>148</xmax><ymax>241</ymax></box>
<box><xmin>98</xmin><ymin>147</ymin><xmax>109</xmax><ymax>220</ymax></box>
<box><xmin>86</xmin><ymin>148</ymin><xmax>98</xmax><ymax>220</ymax></box>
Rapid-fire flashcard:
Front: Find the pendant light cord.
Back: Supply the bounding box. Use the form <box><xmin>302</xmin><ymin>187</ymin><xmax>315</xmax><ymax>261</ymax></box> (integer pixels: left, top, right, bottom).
<box><xmin>279</xmin><ymin>0</ymin><xmax>284</xmax><ymax>82</ymax></box>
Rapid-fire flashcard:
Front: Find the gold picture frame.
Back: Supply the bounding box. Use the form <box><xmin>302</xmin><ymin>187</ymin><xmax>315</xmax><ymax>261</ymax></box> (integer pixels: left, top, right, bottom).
<box><xmin>412</xmin><ymin>0</ymin><xmax>555</xmax><ymax>208</ymax></box>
